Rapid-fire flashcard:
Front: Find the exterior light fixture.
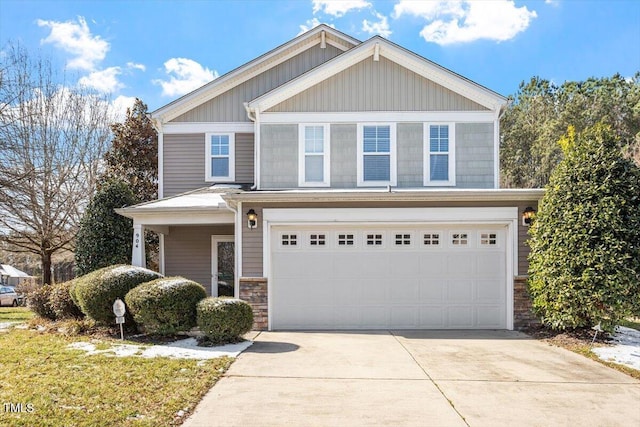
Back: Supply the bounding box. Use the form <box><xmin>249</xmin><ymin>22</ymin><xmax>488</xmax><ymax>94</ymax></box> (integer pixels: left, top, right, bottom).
<box><xmin>247</xmin><ymin>209</ymin><xmax>258</xmax><ymax>229</ymax></box>
<box><xmin>522</xmin><ymin>206</ymin><xmax>536</xmax><ymax>227</ymax></box>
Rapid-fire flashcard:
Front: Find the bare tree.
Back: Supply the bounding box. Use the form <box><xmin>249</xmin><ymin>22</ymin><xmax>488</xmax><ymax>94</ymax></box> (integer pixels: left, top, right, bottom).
<box><xmin>0</xmin><ymin>42</ymin><xmax>113</xmax><ymax>285</ymax></box>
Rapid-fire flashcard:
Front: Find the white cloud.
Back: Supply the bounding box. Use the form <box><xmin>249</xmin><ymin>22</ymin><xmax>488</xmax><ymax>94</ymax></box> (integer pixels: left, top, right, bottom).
<box><xmin>127</xmin><ymin>62</ymin><xmax>146</xmax><ymax>72</ymax></box>
<box><xmin>37</xmin><ymin>16</ymin><xmax>109</xmax><ymax>71</ymax></box>
<box><xmin>110</xmin><ymin>95</ymin><xmax>137</xmax><ymax>122</ymax></box>
<box><xmin>298</xmin><ymin>18</ymin><xmax>336</xmax><ymax>35</ymax></box>
<box><xmin>312</xmin><ymin>0</ymin><xmax>371</xmax><ymax>17</ymax></box>
<box><xmin>78</xmin><ymin>67</ymin><xmax>123</xmax><ymax>93</ymax></box>
<box><xmin>153</xmin><ymin>58</ymin><xmax>218</xmax><ymax>97</ymax></box>
<box><xmin>393</xmin><ymin>0</ymin><xmax>537</xmax><ymax>45</ymax></box>
<box><xmin>362</xmin><ymin>12</ymin><xmax>392</xmax><ymax>38</ymax></box>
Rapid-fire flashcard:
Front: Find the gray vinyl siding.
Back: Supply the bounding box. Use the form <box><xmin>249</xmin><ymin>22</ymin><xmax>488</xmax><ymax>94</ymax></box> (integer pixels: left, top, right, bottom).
<box><xmin>164</xmin><ymin>225</ymin><xmax>234</xmax><ymax>295</ymax></box>
<box><xmin>267</xmin><ymin>56</ymin><xmax>488</xmax><ymax>113</ymax></box>
<box><xmin>330</xmin><ymin>124</ymin><xmax>357</xmax><ymax>188</ymax></box>
<box><xmin>235</xmin><ymin>133</ymin><xmax>255</xmax><ymax>183</ymax></box>
<box><xmin>171</xmin><ymin>44</ymin><xmax>344</xmax><ymax>123</ymax></box>
<box><xmin>241</xmin><ymin>201</ymin><xmax>538</xmax><ymax>279</ymax></box>
<box><xmin>455</xmin><ymin>123</ymin><xmax>494</xmax><ymax>188</ymax></box>
<box><xmin>163</xmin><ymin>132</ymin><xmax>255</xmax><ymax>197</ymax></box>
<box><xmin>397</xmin><ymin>123</ymin><xmax>423</xmax><ymax>187</ymax></box>
<box><xmin>260</xmin><ymin>124</ymin><xmax>298</xmax><ymax>189</ymax></box>
<box><xmin>163</xmin><ymin>133</ymin><xmax>206</xmax><ymax>197</ymax></box>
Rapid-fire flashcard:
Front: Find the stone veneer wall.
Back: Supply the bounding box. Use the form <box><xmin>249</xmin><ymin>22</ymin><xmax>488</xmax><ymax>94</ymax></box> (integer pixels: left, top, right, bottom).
<box><xmin>513</xmin><ymin>275</ymin><xmax>539</xmax><ymax>330</ymax></box>
<box><xmin>239</xmin><ymin>277</ymin><xmax>268</xmax><ymax>330</ymax></box>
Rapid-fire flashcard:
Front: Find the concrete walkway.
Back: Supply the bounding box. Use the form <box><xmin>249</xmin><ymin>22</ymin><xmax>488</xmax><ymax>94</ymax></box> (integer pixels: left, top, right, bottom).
<box><xmin>183</xmin><ymin>330</ymin><xmax>640</xmax><ymax>427</ymax></box>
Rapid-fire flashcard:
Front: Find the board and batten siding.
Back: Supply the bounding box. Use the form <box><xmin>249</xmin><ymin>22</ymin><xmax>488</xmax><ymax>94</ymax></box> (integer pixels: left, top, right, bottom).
<box><xmin>163</xmin><ymin>133</ymin><xmax>254</xmax><ymax>197</ymax></box>
<box><xmin>170</xmin><ymin>44</ymin><xmax>345</xmax><ymax>123</ymax></box>
<box><xmin>397</xmin><ymin>123</ymin><xmax>423</xmax><ymax>187</ymax></box>
<box><xmin>330</xmin><ymin>124</ymin><xmax>357</xmax><ymax>188</ymax></box>
<box><xmin>242</xmin><ymin>201</ymin><xmax>538</xmax><ymax>279</ymax></box>
<box><xmin>164</xmin><ymin>225</ymin><xmax>234</xmax><ymax>295</ymax></box>
<box><xmin>267</xmin><ymin>56</ymin><xmax>488</xmax><ymax>113</ymax></box>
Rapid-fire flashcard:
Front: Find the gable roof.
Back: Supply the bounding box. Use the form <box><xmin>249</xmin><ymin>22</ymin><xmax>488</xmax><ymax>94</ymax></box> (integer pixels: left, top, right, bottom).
<box><xmin>247</xmin><ymin>36</ymin><xmax>507</xmax><ymax>114</ymax></box>
<box><xmin>151</xmin><ymin>25</ymin><xmax>360</xmax><ymax>124</ymax></box>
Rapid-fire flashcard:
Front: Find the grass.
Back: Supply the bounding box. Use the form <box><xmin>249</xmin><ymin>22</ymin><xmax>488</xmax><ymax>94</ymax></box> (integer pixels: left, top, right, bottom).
<box><xmin>0</xmin><ymin>307</ymin><xmax>34</xmax><ymax>323</ymax></box>
<box><xmin>0</xmin><ymin>325</ymin><xmax>232</xmax><ymax>426</ymax></box>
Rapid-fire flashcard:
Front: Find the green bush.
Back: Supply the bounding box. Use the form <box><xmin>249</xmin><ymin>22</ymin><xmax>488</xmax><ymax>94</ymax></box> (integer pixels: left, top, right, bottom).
<box><xmin>27</xmin><ymin>285</ymin><xmax>56</xmax><ymax>320</ymax></box>
<box><xmin>196</xmin><ymin>298</ymin><xmax>253</xmax><ymax>344</ymax></box>
<box><xmin>125</xmin><ymin>277</ymin><xmax>207</xmax><ymax>335</ymax></box>
<box><xmin>73</xmin><ymin>264</ymin><xmax>162</xmax><ymax>326</ymax></box>
<box><xmin>48</xmin><ymin>281</ymin><xmax>84</xmax><ymax>320</ymax></box>
<box><xmin>528</xmin><ymin>124</ymin><xmax>640</xmax><ymax>331</ymax></box>
<box><xmin>74</xmin><ymin>179</ymin><xmax>137</xmax><ymax>276</ymax></box>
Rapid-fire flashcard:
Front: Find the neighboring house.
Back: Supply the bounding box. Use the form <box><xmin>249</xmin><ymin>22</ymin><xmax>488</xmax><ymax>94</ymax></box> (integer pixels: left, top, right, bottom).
<box><xmin>117</xmin><ymin>25</ymin><xmax>543</xmax><ymax>331</ymax></box>
<box><xmin>0</xmin><ymin>264</ymin><xmax>33</xmax><ymax>287</ymax></box>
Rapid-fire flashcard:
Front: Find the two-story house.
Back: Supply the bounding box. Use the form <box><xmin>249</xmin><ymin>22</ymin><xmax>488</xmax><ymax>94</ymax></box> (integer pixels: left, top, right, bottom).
<box><xmin>117</xmin><ymin>25</ymin><xmax>543</xmax><ymax>331</ymax></box>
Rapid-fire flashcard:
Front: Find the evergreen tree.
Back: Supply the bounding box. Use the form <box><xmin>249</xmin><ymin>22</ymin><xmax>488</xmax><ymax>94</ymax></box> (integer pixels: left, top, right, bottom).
<box><xmin>528</xmin><ymin>124</ymin><xmax>640</xmax><ymax>331</ymax></box>
<box><xmin>75</xmin><ymin>180</ymin><xmax>137</xmax><ymax>275</ymax></box>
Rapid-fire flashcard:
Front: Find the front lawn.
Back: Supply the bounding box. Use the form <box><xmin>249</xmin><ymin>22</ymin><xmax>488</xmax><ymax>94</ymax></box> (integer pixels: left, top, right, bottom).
<box><xmin>0</xmin><ymin>307</ymin><xmax>34</xmax><ymax>323</ymax></box>
<box><xmin>0</xmin><ymin>327</ymin><xmax>232</xmax><ymax>426</ymax></box>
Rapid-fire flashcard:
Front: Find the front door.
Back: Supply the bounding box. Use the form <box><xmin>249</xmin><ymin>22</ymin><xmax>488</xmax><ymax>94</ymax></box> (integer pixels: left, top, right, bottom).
<box><xmin>212</xmin><ymin>236</ymin><xmax>235</xmax><ymax>297</ymax></box>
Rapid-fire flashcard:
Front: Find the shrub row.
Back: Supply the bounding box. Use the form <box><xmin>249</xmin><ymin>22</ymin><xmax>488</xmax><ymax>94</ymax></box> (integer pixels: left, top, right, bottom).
<box><xmin>28</xmin><ymin>263</ymin><xmax>254</xmax><ymax>344</ymax></box>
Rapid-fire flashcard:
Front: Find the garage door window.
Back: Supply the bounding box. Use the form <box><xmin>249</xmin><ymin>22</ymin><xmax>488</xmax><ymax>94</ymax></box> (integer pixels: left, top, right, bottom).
<box><xmin>310</xmin><ymin>234</ymin><xmax>326</xmax><ymax>246</ymax></box>
<box><xmin>423</xmin><ymin>233</ymin><xmax>440</xmax><ymax>246</ymax></box>
<box><xmin>394</xmin><ymin>233</ymin><xmax>411</xmax><ymax>246</ymax></box>
<box><xmin>366</xmin><ymin>233</ymin><xmax>383</xmax><ymax>246</ymax></box>
<box><xmin>281</xmin><ymin>234</ymin><xmax>298</xmax><ymax>246</ymax></box>
<box><xmin>337</xmin><ymin>234</ymin><xmax>355</xmax><ymax>246</ymax></box>
<box><xmin>480</xmin><ymin>232</ymin><xmax>498</xmax><ymax>246</ymax></box>
<box><xmin>451</xmin><ymin>233</ymin><xmax>468</xmax><ymax>245</ymax></box>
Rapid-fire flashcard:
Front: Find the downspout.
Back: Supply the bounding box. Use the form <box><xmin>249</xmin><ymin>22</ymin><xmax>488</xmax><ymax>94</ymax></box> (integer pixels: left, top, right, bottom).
<box><xmin>494</xmin><ymin>101</ymin><xmax>511</xmax><ymax>190</ymax></box>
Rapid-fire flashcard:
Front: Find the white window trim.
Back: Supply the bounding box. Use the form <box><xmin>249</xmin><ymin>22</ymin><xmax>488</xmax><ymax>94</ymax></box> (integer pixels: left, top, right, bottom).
<box><xmin>298</xmin><ymin>123</ymin><xmax>330</xmax><ymax>187</ymax></box>
<box><xmin>357</xmin><ymin>123</ymin><xmax>397</xmax><ymax>187</ymax></box>
<box><xmin>205</xmin><ymin>132</ymin><xmax>235</xmax><ymax>182</ymax></box>
<box><xmin>424</xmin><ymin>123</ymin><xmax>455</xmax><ymax>187</ymax></box>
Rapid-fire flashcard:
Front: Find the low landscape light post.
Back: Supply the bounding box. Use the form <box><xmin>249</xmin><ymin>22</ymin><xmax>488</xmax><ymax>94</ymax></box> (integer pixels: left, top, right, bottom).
<box><xmin>113</xmin><ymin>298</ymin><xmax>126</xmax><ymax>340</ymax></box>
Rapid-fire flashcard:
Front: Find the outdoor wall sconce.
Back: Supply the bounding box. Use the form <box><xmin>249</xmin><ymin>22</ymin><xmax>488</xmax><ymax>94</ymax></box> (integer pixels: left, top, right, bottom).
<box><xmin>522</xmin><ymin>206</ymin><xmax>536</xmax><ymax>227</ymax></box>
<box><xmin>247</xmin><ymin>209</ymin><xmax>258</xmax><ymax>229</ymax></box>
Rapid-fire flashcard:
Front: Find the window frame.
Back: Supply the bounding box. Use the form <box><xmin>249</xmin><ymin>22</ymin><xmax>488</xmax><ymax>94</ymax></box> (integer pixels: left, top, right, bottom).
<box><xmin>357</xmin><ymin>123</ymin><xmax>397</xmax><ymax>187</ymax></box>
<box><xmin>298</xmin><ymin>124</ymin><xmax>330</xmax><ymax>187</ymax></box>
<box><xmin>205</xmin><ymin>132</ymin><xmax>235</xmax><ymax>182</ymax></box>
<box><xmin>424</xmin><ymin>123</ymin><xmax>455</xmax><ymax>186</ymax></box>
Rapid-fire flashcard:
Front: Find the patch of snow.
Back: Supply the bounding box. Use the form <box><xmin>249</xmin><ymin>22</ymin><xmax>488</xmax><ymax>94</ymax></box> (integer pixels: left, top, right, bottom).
<box><xmin>105</xmin><ymin>265</ymin><xmax>157</xmax><ymax>279</ymax></box>
<box><xmin>157</xmin><ymin>278</ymin><xmax>187</xmax><ymax>290</ymax></box>
<box><xmin>0</xmin><ymin>322</ymin><xmax>14</xmax><ymax>329</ymax></box>
<box><xmin>593</xmin><ymin>326</ymin><xmax>640</xmax><ymax>371</ymax></box>
<box><xmin>68</xmin><ymin>338</ymin><xmax>252</xmax><ymax>360</ymax></box>
<box><xmin>212</xmin><ymin>298</ymin><xmax>243</xmax><ymax>306</ymax></box>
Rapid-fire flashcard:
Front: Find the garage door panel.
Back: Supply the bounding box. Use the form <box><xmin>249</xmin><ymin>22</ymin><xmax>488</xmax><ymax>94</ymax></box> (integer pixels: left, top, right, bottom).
<box><xmin>271</xmin><ymin>225</ymin><xmax>508</xmax><ymax>330</ymax></box>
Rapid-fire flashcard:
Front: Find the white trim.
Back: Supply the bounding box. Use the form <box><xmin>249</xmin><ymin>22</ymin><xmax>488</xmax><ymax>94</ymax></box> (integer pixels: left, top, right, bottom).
<box><xmin>493</xmin><ymin>115</ymin><xmax>500</xmax><ymax>189</ymax></box>
<box><xmin>248</xmin><ymin>37</ymin><xmax>507</xmax><ymax>113</ymax></box>
<box><xmin>263</xmin><ymin>207</ymin><xmax>518</xmax><ymax>331</ymax></box>
<box><xmin>211</xmin><ymin>235</ymin><xmax>234</xmax><ymax>297</ymax></box>
<box><xmin>205</xmin><ymin>133</ymin><xmax>235</xmax><ymax>182</ymax></box>
<box><xmin>152</xmin><ymin>25</ymin><xmax>359</xmax><ymax>123</ymax></box>
<box><xmin>255</xmin><ymin>110</ymin><xmax>261</xmax><ymax>189</ymax></box>
<box><xmin>298</xmin><ymin>123</ymin><xmax>330</xmax><ymax>187</ymax></box>
<box><xmin>424</xmin><ymin>123</ymin><xmax>456</xmax><ymax>187</ymax></box>
<box><xmin>122</xmin><ymin>211</ymin><xmax>235</xmax><ymax>226</ymax></box>
<box><xmin>357</xmin><ymin>123</ymin><xmax>397</xmax><ymax>187</ymax></box>
<box><xmin>259</xmin><ymin>111</ymin><xmax>497</xmax><ymax>123</ymax></box>
<box><xmin>235</xmin><ymin>201</ymin><xmax>243</xmax><ymax>297</ymax></box>
<box><xmin>158</xmin><ymin>132</ymin><xmax>164</xmax><ymax>199</ymax></box>
<box><xmin>163</xmin><ymin>122</ymin><xmax>254</xmax><ymax>134</ymax></box>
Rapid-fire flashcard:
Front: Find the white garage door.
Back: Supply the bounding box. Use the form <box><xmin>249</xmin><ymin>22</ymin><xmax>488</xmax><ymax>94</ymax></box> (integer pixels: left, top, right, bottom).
<box><xmin>270</xmin><ymin>225</ymin><xmax>507</xmax><ymax>329</ymax></box>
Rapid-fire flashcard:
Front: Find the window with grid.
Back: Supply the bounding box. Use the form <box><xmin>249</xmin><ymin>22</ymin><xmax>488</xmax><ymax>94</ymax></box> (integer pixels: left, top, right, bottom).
<box><xmin>394</xmin><ymin>233</ymin><xmax>411</xmax><ymax>246</ymax></box>
<box><xmin>209</xmin><ymin>134</ymin><xmax>231</xmax><ymax>179</ymax></box>
<box><xmin>480</xmin><ymin>233</ymin><xmax>497</xmax><ymax>246</ymax></box>
<box><xmin>337</xmin><ymin>234</ymin><xmax>355</xmax><ymax>246</ymax></box>
<box><xmin>363</xmin><ymin>125</ymin><xmax>390</xmax><ymax>182</ymax></box>
<box><xmin>366</xmin><ymin>233</ymin><xmax>383</xmax><ymax>246</ymax></box>
<box><xmin>300</xmin><ymin>125</ymin><xmax>328</xmax><ymax>185</ymax></box>
<box><xmin>310</xmin><ymin>234</ymin><xmax>326</xmax><ymax>246</ymax></box>
<box><xmin>423</xmin><ymin>233</ymin><xmax>440</xmax><ymax>246</ymax></box>
<box><xmin>429</xmin><ymin>125</ymin><xmax>449</xmax><ymax>181</ymax></box>
<box><xmin>451</xmin><ymin>233</ymin><xmax>468</xmax><ymax>246</ymax></box>
<box><xmin>281</xmin><ymin>234</ymin><xmax>297</xmax><ymax>246</ymax></box>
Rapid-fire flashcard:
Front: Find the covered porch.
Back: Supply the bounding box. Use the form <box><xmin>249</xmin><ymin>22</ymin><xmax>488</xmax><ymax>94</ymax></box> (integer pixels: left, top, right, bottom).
<box><xmin>116</xmin><ymin>187</ymin><xmax>238</xmax><ymax>296</ymax></box>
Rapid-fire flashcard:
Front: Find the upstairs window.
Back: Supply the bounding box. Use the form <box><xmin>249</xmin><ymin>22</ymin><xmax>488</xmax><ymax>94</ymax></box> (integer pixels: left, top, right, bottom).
<box><xmin>299</xmin><ymin>124</ymin><xmax>330</xmax><ymax>186</ymax></box>
<box><xmin>424</xmin><ymin>124</ymin><xmax>455</xmax><ymax>186</ymax></box>
<box><xmin>206</xmin><ymin>133</ymin><xmax>235</xmax><ymax>182</ymax></box>
<box><xmin>357</xmin><ymin>124</ymin><xmax>396</xmax><ymax>187</ymax></box>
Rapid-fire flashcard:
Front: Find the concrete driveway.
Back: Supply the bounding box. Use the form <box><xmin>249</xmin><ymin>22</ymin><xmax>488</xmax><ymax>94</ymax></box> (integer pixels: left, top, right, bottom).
<box><xmin>183</xmin><ymin>330</ymin><xmax>640</xmax><ymax>427</ymax></box>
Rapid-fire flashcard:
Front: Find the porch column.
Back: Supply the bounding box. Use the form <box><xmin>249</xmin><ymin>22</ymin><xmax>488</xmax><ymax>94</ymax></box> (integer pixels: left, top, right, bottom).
<box><xmin>132</xmin><ymin>223</ymin><xmax>146</xmax><ymax>267</ymax></box>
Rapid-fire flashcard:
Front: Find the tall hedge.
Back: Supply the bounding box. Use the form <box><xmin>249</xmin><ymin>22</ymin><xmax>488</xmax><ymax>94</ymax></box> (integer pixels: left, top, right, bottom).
<box><xmin>528</xmin><ymin>124</ymin><xmax>640</xmax><ymax>331</ymax></box>
<box><xmin>75</xmin><ymin>179</ymin><xmax>137</xmax><ymax>276</ymax></box>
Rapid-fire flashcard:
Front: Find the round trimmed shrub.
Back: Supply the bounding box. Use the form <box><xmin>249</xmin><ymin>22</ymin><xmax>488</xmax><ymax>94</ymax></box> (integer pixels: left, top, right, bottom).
<box><xmin>125</xmin><ymin>277</ymin><xmax>207</xmax><ymax>335</ymax></box>
<box><xmin>197</xmin><ymin>298</ymin><xmax>253</xmax><ymax>344</ymax></box>
<box><xmin>49</xmin><ymin>281</ymin><xmax>84</xmax><ymax>320</ymax></box>
<box><xmin>73</xmin><ymin>264</ymin><xmax>162</xmax><ymax>326</ymax></box>
<box><xmin>27</xmin><ymin>285</ymin><xmax>56</xmax><ymax>320</ymax></box>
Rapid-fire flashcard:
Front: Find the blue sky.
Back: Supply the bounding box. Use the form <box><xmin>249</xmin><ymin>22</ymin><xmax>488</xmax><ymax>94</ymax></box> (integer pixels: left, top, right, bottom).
<box><xmin>1</xmin><ymin>0</ymin><xmax>638</xmax><ymax>116</ymax></box>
